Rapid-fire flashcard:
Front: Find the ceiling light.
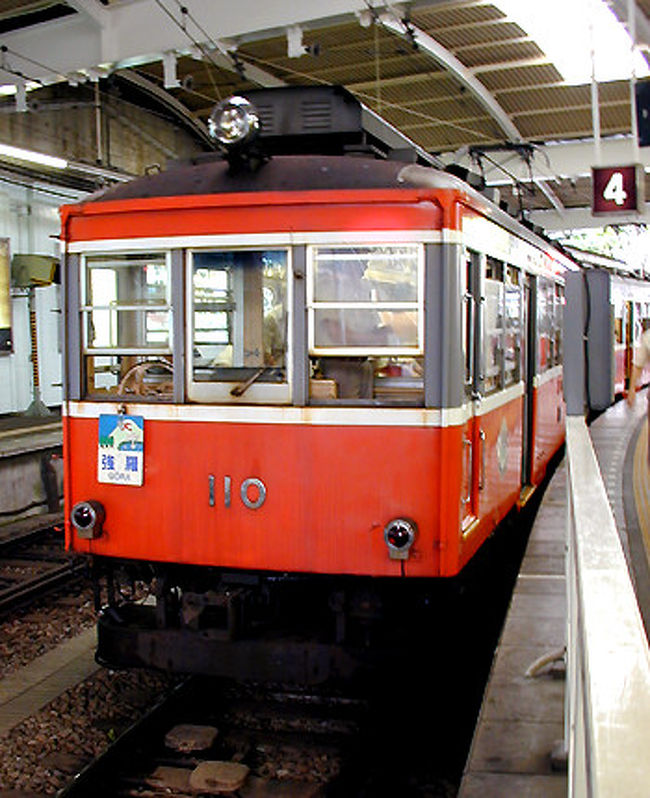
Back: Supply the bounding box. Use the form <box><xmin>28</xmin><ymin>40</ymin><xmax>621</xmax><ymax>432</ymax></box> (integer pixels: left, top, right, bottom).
<box><xmin>0</xmin><ymin>143</ymin><xmax>68</xmax><ymax>170</ymax></box>
<box><xmin>493</xmin><ymin>0</ymin><xmax>650</xmax><ymax>84</ymax></box>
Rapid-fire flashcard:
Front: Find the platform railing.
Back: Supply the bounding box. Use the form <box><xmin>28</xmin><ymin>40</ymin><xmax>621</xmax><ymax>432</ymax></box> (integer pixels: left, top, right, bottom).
<box><xmin>565</xmin><ymin>416</ymin><xmax>650</xmax><ymax>797</ymax></box>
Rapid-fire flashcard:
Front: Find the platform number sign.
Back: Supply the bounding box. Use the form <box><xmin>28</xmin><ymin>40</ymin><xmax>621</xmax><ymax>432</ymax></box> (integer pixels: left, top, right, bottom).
<box><xmin>592</xmin><ymin>165</ymin><xmax>643</xmax><ymax>215</ymax></box>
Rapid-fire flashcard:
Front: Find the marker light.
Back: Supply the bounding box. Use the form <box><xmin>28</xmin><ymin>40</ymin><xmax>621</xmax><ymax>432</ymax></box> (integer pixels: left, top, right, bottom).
<box><xmin>384</xmin><ymin>517</ymin><xmax>417</xmax><ymax>561</ymax></box>
<box><xmin>71</xmin><ymin>500</ymin><xmax>105</xmax><ymax>540</ymax></box>
<box><xmin>208</xmin><ymin>96</ymin><xmax>260</xmax><ymax>148</ymax></box>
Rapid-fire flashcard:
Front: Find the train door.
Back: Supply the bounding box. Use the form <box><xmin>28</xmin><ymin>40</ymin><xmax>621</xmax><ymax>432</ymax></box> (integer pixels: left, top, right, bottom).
<box><xmin>521</xmin><ymin>273</ymin><xmax>536</xmax><ymax>491</ymax></box>
<box><xmin>461</xmin><ymin>249</ymin><xmax>481</xmax><ymax>531</ymax></box>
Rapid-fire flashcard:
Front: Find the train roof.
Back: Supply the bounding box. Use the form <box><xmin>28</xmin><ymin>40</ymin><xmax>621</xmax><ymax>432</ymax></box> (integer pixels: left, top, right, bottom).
<box><xmin>65</xmin><ymin>153</ymin><xmax>577</xmax><ymax>275</ymax></box>
<box><xmin>83</xmin><ymin>155</ymin><xmax>458</xmax><ymax>204</ymax></box>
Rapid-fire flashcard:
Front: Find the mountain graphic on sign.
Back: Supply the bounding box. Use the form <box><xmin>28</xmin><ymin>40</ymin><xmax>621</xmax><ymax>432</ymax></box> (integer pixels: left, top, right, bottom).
<box><xmin>100</xmin><ymin>419</ymin><xmax>144</xmax><ymax>451</ymax></box>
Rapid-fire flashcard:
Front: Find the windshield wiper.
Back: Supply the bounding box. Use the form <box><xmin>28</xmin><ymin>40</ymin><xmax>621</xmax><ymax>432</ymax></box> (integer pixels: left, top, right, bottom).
<box><xmin>230</xmin><ymin>367</ymin><xmax>270</xmax><ymax>397</ymax></box>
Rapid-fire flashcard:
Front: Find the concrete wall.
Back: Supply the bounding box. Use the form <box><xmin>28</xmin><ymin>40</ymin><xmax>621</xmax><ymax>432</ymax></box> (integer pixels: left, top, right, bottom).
<box><xmin>0</xmin><ymin>450</ymin><xmax>63</xmax><ymax>520</ymax></box>
<box><xmin>0</xmin><ymin>83</ymin><xmax>202</xmax><ymax>175</ymax></box>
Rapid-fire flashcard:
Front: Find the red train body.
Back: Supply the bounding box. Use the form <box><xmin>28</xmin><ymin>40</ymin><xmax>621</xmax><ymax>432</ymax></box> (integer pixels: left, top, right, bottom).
<box><xmin>60</xmin><ymin>87</ymin><xmax>575</xmax><ymax>680</ymax></box>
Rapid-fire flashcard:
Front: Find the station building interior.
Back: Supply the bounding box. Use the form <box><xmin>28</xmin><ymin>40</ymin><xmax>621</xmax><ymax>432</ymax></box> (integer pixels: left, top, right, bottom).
<box><xmin>1</xmin><ymin>0</ymin><xmax>650</xmax><ymax>418</ymax></box>
<box><xmin>0</xmin><ymin>0</ymin><xmax>650</xmax><ymax>798</ymax></box>
<box><xmin>2</xmin><ymin>3</ymin><xmax>650</xmax><ymax>796</ymax></box>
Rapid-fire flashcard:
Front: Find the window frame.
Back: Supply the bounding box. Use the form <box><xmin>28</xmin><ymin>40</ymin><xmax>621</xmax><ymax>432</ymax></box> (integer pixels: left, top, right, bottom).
<box><xmin>504</xmin><ymin>264</ymin><xmax>523</xmax><ymax>387</ymax></box>
<box><xmin>482</xmin><ymin>256</ymin><xmax>505</xmax><ymax>395</ymax></box>
<box><xmin>306</xmin><ymin>243</ymin><xmax>425</xmax><ymax>358</ymax></box>
<box><xmin>186</xmin><ymin>246</ymin><xmax>293</xmax><ymax>405</ymax></box>
<box><xmin>80</xmin><ymin>251</ymin><xmax>173</xmax><ymax>356</ymax></box>
<box><xmin>79</xmin><ymin>250</ymin><xmax>177</xmax><ymax>399</ymax></box>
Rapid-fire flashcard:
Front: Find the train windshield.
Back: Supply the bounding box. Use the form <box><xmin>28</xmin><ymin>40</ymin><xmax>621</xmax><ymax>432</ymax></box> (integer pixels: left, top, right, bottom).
<box><xmin>189</xmin><ymin>249</ymin><xmax>289</xmax><ymax>402</ymax></box>
<box><xmin>308</xmin><ymin>244</ymin><xmax>424</xmax><ymax>404</ymax></box>
<box><xmin>81</xmin><ymin>252</ymin><xmax>174</xmax><ymax>398</ymax></box>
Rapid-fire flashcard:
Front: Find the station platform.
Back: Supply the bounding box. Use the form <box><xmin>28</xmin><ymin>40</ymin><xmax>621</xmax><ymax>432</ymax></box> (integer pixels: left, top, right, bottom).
<box><xmin>0</xmin><ymin>410</ymin><xmax>63</xmax><ymax>523</ymax></box>
<box><xmin>0</xmin><ymin>628</ymin><xmax>98</xmax><ymax>738</ymax></box>
<box><xmin>459</xmin><ymin>393</ymin><xmax>650</xmax><ymax>797</ymax></box>
<box><xmin>0</xmin><ymin>410</ymin><xmax>62</xmax><ymax>459</ymax></box>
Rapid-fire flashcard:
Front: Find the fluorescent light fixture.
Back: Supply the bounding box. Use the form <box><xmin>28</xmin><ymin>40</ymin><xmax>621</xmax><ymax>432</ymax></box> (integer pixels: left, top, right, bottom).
<box><xmin>493</xmin><ymin>0</ymin><xmax>650</xmax><ymax>84</ymax></box>
<box><xmin>0</xmin><ymin>143</ymin><xmax>68</xmax><ymax>170</ymax></box>
<box><xmin>0</xmin><ymin>81</ymin><xmax>40</xmax><ymax>97</ymax></box>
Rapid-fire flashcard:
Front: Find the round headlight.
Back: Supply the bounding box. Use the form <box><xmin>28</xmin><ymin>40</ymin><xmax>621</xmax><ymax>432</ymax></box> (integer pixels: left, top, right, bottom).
<box><xmin>384</xmin><ymin>517</ymin><xmax>417</xmax><ymax>560</ymax></box>
<box><xmin>71</xmin><ymin>499</ymin><xmax>105</xmax><ymax>540</ymax></box>
<box><xmin>208</xmin><ymin>96</ymin><xmax>260</xmax><ymax>147</ymax></box>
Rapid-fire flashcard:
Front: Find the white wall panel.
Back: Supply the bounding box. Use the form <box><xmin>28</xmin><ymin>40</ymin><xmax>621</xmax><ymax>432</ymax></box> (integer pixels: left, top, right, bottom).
<box><xmin>0</xmin><ymin>178</ymin><xmax>83</xmax><ymax>414</ymax></box>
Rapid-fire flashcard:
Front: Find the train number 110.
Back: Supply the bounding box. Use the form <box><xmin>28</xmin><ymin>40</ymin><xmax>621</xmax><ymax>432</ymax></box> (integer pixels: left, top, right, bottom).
<box><xmin>208</xmin><ymin>474</ymin><xmax>267</xmax><ymax>510</ymax></box>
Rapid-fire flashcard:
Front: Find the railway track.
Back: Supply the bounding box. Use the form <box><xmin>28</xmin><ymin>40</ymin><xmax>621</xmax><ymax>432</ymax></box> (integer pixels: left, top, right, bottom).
<box><xmin>0</xmin><ymin>513</ymin><xmax>87</xmax><ymax>614</ymax></box>
<box><xmin>56</xmin><ymin>668</ymin><xmax>461</xmax><ymax>797</ymax></box>
<box><xmin>57</xmin><ymin>677</ymin><xmax>366</xmax><ymax>797</ymax></box>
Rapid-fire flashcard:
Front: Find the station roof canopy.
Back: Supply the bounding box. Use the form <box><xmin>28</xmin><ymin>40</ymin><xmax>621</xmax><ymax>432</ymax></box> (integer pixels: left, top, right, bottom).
<box><xmin>1</xmin><ymin>0</ymin><xmax>650</xmax><ymax>230</ymax></box>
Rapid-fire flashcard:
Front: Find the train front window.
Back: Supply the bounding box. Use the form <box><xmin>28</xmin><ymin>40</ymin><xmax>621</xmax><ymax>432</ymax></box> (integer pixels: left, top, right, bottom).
<box><xmin>189</xmin><ymin>249</ymin><xmax>289</xmax><ymax>404</ymax></box>
<box><xmin>81</xmin><ymin>252</ymin><xmax>173</xmax><ymax>398</ymax></box>
<box><xmin>308</xmin><ymin>244</ymin><xmax>423</xmax><ymax>405</ymax></box>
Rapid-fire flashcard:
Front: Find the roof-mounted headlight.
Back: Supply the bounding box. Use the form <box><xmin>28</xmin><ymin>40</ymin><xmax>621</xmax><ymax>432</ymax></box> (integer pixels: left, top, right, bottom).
<box><xmin>208</xmin><ymin>96</ymin><xmax>260</xmax><ymax>148</ymax></box>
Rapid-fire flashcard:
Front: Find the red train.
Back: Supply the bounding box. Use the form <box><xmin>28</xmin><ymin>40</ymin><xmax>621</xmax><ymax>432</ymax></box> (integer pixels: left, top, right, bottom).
<box><xmin>61</xmin><ymin>86</ymin><xmax>575</xmax><ymax>681</ymax></box>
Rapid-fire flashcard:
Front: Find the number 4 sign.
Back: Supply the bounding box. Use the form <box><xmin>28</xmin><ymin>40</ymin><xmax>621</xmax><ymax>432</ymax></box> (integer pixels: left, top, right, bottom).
<box><xmin>592</xmin><ymin>165</ymin><xmax>644</xmax><ymax>215</ymax></box>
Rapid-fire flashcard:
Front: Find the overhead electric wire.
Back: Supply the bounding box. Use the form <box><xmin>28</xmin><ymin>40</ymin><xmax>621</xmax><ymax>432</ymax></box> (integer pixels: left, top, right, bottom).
<box><xmin>0</xmin><ymin>44</ymin><xmax>66</xmax><ymax>84</ymax></box>
<box><xmin>2</xmin><ymin>4</ymin><xmax>494</xmax><ymax>148</ymax></box>
<box><xmin>152</xmin><ymin>0</ymin><xmax>225</xmax><ymax>98</ymax></box>
<box><xmin>237</xmin><ymin>48</ymin><xmax>496</xmax><ymax>142</ymax></box>
<box><xmin>0</xmin><ymin>47</ymin><xmax>43</xmax><ymax>87</ymax></box>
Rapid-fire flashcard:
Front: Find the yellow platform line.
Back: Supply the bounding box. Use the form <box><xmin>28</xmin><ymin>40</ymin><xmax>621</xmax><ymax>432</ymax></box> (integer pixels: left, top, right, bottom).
<box><xmin>632</xmin><ymin>417</ymin><xmax>650</xmax><ymax>571</ymax></box>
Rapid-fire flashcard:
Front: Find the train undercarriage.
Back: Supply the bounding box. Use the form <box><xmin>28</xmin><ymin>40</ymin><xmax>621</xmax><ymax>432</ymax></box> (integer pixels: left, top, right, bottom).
<box><xmin>92</xmin><ymin>557</ymin><xmax>448</xmax><ymax>684</ymax></box>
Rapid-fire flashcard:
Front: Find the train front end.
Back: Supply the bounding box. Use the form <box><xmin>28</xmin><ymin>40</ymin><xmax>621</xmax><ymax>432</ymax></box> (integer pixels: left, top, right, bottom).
<box><xmin>61</xmin><ymin>87</ymin><xmax>568</xmax><ymax>681</ymax></box>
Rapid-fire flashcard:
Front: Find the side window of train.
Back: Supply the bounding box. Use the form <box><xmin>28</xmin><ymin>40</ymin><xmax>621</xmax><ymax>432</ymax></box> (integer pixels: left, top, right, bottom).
<box><xmin>463</xmin><ymin>249</ymin><xmax>477</xmax><ymax>397</ymax></box>
<box><xmin>483</xmin><ymin>257</ymin><xmax>505</xmax><ymax>395</ymax></box>
<box><xmin>538</xmin><ymin>278</ymin><xmax>554</xmax><ymax>371</ymax></box>
<box><xmin>553</xmin><ymin>282</ymin><xmax>565</xmax><ymax>366</ymax></box>
<box><xmin>504</xmin><ymin>265</ymin><xmax>523</xmax><ymax>386</ymax></box>
<box><xmin>188</xmin><ymin>249</ymin><xmax>289</xmax><ymax>403</ymax></box>
<box><xmin>635</xmin><ymin>303</ymin><xmax>644</xmax><ymax>343</ymax></box>
<box><xmin>81</xmin><ymin>252</ymin><xmax>174</xmax><ymax>398</ymax></box>
<box><xmin>614</xmin><ymin>298</ymin><xmax>624</xmax><ymax>346</ymax></box>
<box><xmin>307</xmin><ymin>244</ymin><xmax>424</xmax><ymax>405</ymax></box>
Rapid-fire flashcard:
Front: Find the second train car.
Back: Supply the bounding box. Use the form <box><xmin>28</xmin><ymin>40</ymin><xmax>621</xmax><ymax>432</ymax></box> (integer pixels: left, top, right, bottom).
<box><xmin>61</xmin><ymin>86</ymin><xmax>575</xmax><ymax>680</ymax></box>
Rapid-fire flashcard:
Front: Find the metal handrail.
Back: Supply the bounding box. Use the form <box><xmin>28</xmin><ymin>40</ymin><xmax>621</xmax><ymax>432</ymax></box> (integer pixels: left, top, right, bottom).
<box><xmin>565</xmin><ymin>416</ymin><xmax>650</xmax><ymax>797</ymax></box>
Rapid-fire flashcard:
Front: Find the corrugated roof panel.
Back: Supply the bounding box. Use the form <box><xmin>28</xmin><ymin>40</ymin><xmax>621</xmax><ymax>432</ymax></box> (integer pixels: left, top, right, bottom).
<box><xmin>600</xmin><ymin>104</ymin><xmax>636</xmax><ymax>132</ymax></box>
<box><xmin>350</xmin><ymin>73</ymin><xmax>460</xmax><ymax>102</ymax></box>
<box><xmin>599</xmin><ymin>81</ymin><xmax>632</xmax><ymax>104</ymax></box>
<box><xmin>417</xmin><ymin>122</ymin><xmax>506</xmax><ymax>150</ymax></box>
<box><xmin>414</xmin><ymin>2</ymin><xmax>506</xmax><ymax>31</ymax></box>
<box><xmin>458</xmin><ymin>40</ymin><xmax>545</xmax><ymax>68</ymax></box>
<box><xmin>481</xmin><ymin>63</ymin><xmax>564</xmax><ymax>91</ymax></box>
<box><xmin>431</xmin><ymin>19</ymin><xmax>526</xmax><ymax>51</ymax></box>
<box><xmin>500</xmin><ymin>85</ymin><xmax>592</xmax><ymax>115</ymax></box>
<box><xmin>420</xmin><ymin>95</ymin><xmax>488</xmax><ymax>120</ymax></box>
<box><xmin>515</xmin><ymin>107</ymin><xmax>629</xmax><ymax>139</ymax></box>
<box><xmin>389</xmin><ymin>107</ymin><xmax>495</xmax><ymax>139</ymax></box>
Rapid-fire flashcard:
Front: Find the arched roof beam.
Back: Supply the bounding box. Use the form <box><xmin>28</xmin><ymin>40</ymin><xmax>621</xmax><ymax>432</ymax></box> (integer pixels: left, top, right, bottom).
<box><xmin>378</xmin><ymin>11</ymin><xmax>565</xmax><ymax>214</ymax></box>
<box><xmin>114</xmin><ymin>69</ymin><xmax>214</xmax><ymax>149</ymax></box>
<box><xmin>378</xmin><ymin>12</ymin><xmax>523</xmax><ymax>143</ymax></box>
